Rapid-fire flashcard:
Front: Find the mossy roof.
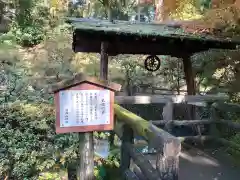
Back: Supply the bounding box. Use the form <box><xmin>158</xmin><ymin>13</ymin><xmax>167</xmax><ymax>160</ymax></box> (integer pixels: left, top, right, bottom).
<box><xmin>67</xmin><ymin>17</ymin><xmax>240</xmax><ymax>44</ymax></box>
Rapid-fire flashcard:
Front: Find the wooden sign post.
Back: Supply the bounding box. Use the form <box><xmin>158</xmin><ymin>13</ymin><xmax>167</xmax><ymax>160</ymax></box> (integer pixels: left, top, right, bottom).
<box><xmin>50</xmin><ymin>73</ymin><xmax>121</xmax><ymax>179</ymax></box>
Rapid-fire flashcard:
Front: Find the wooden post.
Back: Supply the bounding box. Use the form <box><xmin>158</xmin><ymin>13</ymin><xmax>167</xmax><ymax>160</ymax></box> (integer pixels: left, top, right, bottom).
<box><xmin>149</xmin><ymin>124</ymin><xmax>181</xmax><ymax>180</ymax></box>
<box><xmin>163</xmin><ymin>100</ymin><xmax>174</xmax><ymax>133</ymax></box>
<box><xmin>78</xmin><ymin>133</ymin><xmax>95</xmax><ymax>179</ymax></box>
<box><xmin>120</xmin><ymin>124</ymin><xmax>134</xmax><ymax>178</ymax></box>
<box><xmin>210</xmin><ymin>104</ymin><xmax>220</xmax><ymax>137</ymax></box>
<box><xmin>77</xmin><ymin>42</ymin><xmax>109</xmax><ymax>180</ymax></box>
<box><xmin>156</xmin><ymin>145</ymin><xmax>180</xmax><ymax>180</ymax></box>
<box><xmin>182</xmin><ymin>56</ymin><xmax>195</xmax><ymax>96</ymax></box>
<box><xmin>100</xmin><ymin>42</ymin><xmax>109</xmax><ymax>80</ymax></box>
<box><xmin>100</xmin><ymin>41</ymin><xmax>114</xmax><ymax>147</ymax></box>
<box><xmin>182</xmin><ymin>56</ymin><xmax>196</xmax><ymax>120</ymax></box>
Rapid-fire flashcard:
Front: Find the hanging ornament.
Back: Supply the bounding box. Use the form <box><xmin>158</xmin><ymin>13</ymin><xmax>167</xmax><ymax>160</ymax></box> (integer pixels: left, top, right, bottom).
<box><xmin>144</xmin><ymin>55</ymin><xmax>161</xmax><ymax>72</ymax></box>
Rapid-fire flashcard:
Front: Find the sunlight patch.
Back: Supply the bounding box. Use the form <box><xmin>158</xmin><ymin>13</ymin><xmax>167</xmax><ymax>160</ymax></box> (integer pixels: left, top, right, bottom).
<box><xmin>180</xmin><ymin>151</ymin><xmax>220</xmax><ymax>167</ymax></box>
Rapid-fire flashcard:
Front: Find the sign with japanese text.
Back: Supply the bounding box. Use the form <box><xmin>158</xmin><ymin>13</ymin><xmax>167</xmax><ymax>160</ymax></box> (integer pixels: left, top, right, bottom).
<box><xmin>52</xmin><ymin>74</ymin><xmax>120</xmax><ymax>134</ymax></box>
<box><xmin>59</xmin><ymin>90</ymin><xmax>111</xmax><ymax>127</ymax></box>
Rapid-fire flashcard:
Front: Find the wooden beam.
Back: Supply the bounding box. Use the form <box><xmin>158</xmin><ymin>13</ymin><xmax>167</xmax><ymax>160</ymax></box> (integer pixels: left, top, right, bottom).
<box><xmin>153</xmin><ymin>119</ymin><xmax>240</xmax><ymax>132</ymax></box>
<box><xmin>73</xmin><ymin>31</ymin><xmax>238</xmax><ymax>56</ymax></box>
<box><xmin>212</xmin><ymin>102</ymin><xmax>240</xmax><ymax>113</ymax></box>
<box><xmin>178</xmin><ymin>135</ymin><xmax>213</xmax><ymax>142</ymax></box>
<box><xmin>218</xmin><ymin>119</ymin><xmax>240</xmax><ymax>132</ymax></box>
<box><xmin>115</xmin><ymin>94</ymin><xmax>228</xmax><ymax>104</ymax></box>
<box><xmin>114</xmin><ymin>104</ymin><xmax>181</xmax><ymax>151</ymax></box>
<box><xmin>152</xmin><ymin>119</ymin><xmax>216</xmax><ymax>126</ymax></box>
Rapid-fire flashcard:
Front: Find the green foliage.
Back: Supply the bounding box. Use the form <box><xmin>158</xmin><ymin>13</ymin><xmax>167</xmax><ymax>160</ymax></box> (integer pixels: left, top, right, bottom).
<box><xmin>9</xmin><ymin>0</ymin><xmax>51</xmax><ymax>46</ymax></box>
<box><xmin>11</xmin><ymin>25</ymin><xmax>45</xmax><ymax>47</ymax></box>
<box><xmin>94</xmin><ymin>150</ymin><xmax>121</xmax><ymax>180</ymax></box>
<box><xmin>0</xmin><ymin>102</ymin><xmax>79</xmax><ymax>179</ymax></box>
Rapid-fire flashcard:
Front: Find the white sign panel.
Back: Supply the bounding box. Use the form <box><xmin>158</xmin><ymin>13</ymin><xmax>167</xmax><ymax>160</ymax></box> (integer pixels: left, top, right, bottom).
<box><xmin>59</xmin><ymin>90</ymin><xmax>111</xmax><ymax>127</ymax></box>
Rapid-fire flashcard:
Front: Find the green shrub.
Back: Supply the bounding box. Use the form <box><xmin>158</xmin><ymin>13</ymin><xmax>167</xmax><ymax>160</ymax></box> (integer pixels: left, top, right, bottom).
<box><xmin>0</xmin><ymin>102</ymin><xmax>79</xmax><ymax>179</ymax></box>
<box><xmin>10</xmin><ymin>1</ymin><xmax>51</xmax><ymax>47</ymax></box>
<box><xmin>12</xmin><ymin>25</ymin><xmax>45</xmax><ymax>47</ymax></box>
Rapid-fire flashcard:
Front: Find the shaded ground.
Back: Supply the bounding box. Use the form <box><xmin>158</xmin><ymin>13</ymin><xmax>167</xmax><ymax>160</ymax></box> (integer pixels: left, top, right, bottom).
<box><xmin>145</xmin><ymin>146</ymin><xmax>240</xmax><ymax>180</ymax></box>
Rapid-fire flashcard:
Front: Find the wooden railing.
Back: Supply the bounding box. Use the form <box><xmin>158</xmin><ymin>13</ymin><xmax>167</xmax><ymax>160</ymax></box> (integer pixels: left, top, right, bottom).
<box><xmin>151</xmin><ymin>102</ymin><xmax>240</xmax><ymax>148</ymax></box>
<box><xmin>115</xmin><ymin>94</ymin><xmax>227</xmax><ymax>104</ymax></box>
<box><xmin>113</xmin><ymin>94</ymin><xmax>240</xmax><ymax>179</ymax></box>
<box><xmin>114</xmin><ymin>104</ymin><xmax>181</xmax><ymax>180</ymax></box>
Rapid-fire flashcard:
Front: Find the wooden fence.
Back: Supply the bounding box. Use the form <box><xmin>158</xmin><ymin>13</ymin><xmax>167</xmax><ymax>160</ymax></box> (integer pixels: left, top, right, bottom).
<box><xmin>113</xmin><ymin>94</ymin><xmax>240</xmax><ymax>180</ymax></box>
<box><xmin>114</xmin><ymin>104</ymin><xmax>181</xmax><ymax>180</ymax></box>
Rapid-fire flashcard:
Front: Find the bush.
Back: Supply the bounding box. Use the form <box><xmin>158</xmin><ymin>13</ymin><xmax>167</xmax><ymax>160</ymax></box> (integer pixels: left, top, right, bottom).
<box><xmin>0</xmin><ymin>102</ymin><xmax>79</xmax><ymax>179</ymax></box>
<box><xmin>12</xmin><ymin>25</ymin><xmax>45</xmax><ymax>47</ymax></box>
<box><xmin>10</xmin><ymin>1</ymin><xmax>51</xmax><ymax>47</ymax></box>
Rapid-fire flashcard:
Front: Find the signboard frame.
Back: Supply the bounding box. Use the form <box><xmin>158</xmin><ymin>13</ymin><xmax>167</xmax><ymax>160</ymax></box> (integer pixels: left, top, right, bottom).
<box><xmin>55</xmin><ymin>82</ymin><xmax>115</xmax><ymax>134</ymax></box>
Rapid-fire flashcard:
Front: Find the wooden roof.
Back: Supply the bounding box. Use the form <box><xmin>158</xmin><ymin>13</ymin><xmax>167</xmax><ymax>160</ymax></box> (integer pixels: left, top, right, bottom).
<box><xmin>49</xmin><ymin>73</ymin><xmax>122</xmax><ymax>93</ymax></box>
<box><xmin>68</xmin><ymin>18</ymin><xmax>240</xmax><ymax>57</ymax></box>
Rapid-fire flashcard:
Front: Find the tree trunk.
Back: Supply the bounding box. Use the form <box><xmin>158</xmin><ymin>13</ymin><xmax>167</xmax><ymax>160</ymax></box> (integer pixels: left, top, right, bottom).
<box><xmin>154</xmin><ymin>0</ymin><xmax>177</xmax><ymax>21</ymax></box>
<box><xmin>155</xmin><ymin>0</ymin><xmax>165</xmax><ymax>21</ymax></box>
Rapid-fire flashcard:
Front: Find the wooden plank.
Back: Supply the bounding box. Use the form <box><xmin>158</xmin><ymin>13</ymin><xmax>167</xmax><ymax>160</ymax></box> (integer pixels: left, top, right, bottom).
<box><xmin>115</xmin><ymin>95</ymin><xmax>228</xmax><ymax>104</ymax></box>
<box><xmin>123</xmin><ymin>142</ymin><xmax>161</xmax><ymax>180</ymax></box>
<box><xmin>114</xmin><ymin>105</ymin><xmax>181</xmax><ymax>152</ymax></box>
<box><xmin>218</xmin><ymin>120</ymin><xmax>240</xmax><ymax>131</ymax></box>
<box><xmin>152</xmin><ymin>119</ymin><xmax>215</xmax><ymax>126</ymax></box>
<box><xmin>212</xmin><ymin>102</ymin><xmax>240</xmax><ymax>113</ymax></box>
<box><xmin>125</xmin><ymin>170</ymin><xmax>140</xmax><ymax>180</ymax></box>
<box><xmin>178</xmin><ymin>135</ymin><xmax>213</xmax><ymax>142</ymax></box>
<box><xmin>152</xmin><ymin>119</ymin><xmax>240</xmax><ymax>131</ymax></box>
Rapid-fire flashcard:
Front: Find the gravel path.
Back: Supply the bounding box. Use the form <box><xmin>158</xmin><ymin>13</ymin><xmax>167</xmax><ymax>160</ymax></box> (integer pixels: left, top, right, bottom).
<box><xmin>144</xmin><ymin>147</ymin><xmax>240</xmax><ymax>180</ymax></box>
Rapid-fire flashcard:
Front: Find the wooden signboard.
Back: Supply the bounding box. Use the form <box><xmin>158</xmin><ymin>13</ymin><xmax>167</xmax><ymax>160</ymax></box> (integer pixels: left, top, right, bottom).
<box><xmin>50</xmin><ymin>73</ymin><xmax>121</xmax><ymax>134</ymax></box>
